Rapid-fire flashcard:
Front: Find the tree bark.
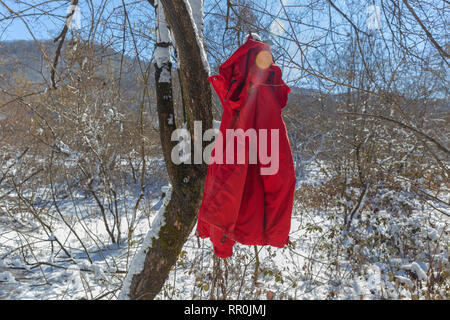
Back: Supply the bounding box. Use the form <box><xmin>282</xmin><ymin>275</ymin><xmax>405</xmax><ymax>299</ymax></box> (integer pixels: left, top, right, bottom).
<box><xmin>119</xmin><ymin>0</ymin><xmax>212</xmax><ymax>300</ymax></box>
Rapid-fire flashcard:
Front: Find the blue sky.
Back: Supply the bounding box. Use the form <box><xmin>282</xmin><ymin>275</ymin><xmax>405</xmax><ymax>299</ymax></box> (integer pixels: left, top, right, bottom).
<box><xmin>0</xmin><ymin>0</ymin><xmax>138</xmax><ymax>41</ymax></box>
<box><xmin>1</xmin><ymin>1</ymin><xmax>70</xmax><ymax>40</ymax></box>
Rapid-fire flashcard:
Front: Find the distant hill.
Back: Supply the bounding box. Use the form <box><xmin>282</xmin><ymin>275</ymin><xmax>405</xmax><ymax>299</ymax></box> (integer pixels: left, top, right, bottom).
<box><xmin>0</xmin><ymin>39</ymin><xmax>357</xmax><ymax>117</ymax></box>
<box><xmin>0</xmin><ymin>39</ymin><xmax>156</xmax><ymax>111</ymax></box>
<box><xmin>0</xmin><ymin>39</ymin><xmax>54</xmax><ymax>83</ymax></box>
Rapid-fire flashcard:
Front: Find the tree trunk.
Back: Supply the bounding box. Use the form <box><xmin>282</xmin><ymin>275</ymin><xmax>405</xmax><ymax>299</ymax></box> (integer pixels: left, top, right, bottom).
<box><xmin>119</xmin><ymin>0</ymin><xmax>212</xmax><ymax>300</ymax></box>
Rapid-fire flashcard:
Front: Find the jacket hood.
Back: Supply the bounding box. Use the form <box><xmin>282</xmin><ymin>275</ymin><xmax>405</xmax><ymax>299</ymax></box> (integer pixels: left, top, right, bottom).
<box><xmin>218</xmin><ymin>38</ymin><xmax>271</xmax><ymax>84</ymax></box>
<box><xmin>209</xmin><ymin>38</ymin><xmax>291</xmax><ymax>111</ymax></box>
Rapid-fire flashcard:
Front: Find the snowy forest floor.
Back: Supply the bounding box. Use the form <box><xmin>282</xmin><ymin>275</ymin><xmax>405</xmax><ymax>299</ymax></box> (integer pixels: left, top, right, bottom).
<box><xmin>0</xmin><ymin>161</ymin><xmax>448</xmax><ymax>300</ymax></box>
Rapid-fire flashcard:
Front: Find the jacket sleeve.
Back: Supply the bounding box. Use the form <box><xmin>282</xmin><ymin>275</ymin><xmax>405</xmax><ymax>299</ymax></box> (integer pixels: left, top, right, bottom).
<box><xmin>208</xmin><ymin>56</ymin><xmax>247</xmax><ymax>112</ymax></box>
<box><xmin>223</xmin><ymin>56</ymin><xmax>248</xmax><ymax>111</ymax></box>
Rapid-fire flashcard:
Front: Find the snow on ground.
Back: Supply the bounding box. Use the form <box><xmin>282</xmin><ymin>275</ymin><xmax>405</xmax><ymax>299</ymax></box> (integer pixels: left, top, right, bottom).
<box><xmin>0</xmin><ymin>160</ymin><xmax>448</xmax><ymax>300</ymax></box>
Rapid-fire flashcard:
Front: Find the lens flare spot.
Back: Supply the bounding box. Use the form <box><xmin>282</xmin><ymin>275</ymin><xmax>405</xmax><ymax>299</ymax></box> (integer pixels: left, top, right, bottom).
<box><xmin>255</xmin><ymin>50</ymin><xmax>272</xmax><ymax>69</ymax></box>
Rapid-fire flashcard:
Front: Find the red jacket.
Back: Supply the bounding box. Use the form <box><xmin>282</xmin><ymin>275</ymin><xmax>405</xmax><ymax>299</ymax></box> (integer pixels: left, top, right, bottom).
<box><xmin>197</xmin><ymin>36</ymin><xmax>296</xmax><ymax>258</ymax></box>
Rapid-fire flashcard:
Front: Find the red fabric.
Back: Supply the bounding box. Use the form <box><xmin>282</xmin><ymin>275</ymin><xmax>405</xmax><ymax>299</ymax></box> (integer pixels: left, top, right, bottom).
<box><xmin>196</xmin><ymin>37</ymin><xmax>296</xmax><ymax>258</ymax></box>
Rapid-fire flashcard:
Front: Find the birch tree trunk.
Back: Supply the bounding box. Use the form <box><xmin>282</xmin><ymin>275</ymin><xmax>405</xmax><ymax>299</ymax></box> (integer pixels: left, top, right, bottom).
<box><xmin>119</xmin><ymin>0</ymin><xmax>212</xmax><ymax>300</ymax></box>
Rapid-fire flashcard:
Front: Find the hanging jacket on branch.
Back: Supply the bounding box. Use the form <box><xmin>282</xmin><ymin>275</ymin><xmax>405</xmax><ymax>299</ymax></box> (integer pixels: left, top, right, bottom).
<box><xmin>197</xmin><ymin>35</ymin><xmax>296</xmax><ymax>258</ymax></box>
